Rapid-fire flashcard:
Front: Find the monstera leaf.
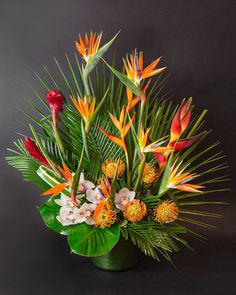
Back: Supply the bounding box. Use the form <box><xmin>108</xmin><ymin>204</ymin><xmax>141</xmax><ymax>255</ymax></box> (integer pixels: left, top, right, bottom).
<box><xmin>67</xmin><ymin>223</ymin><xmax>120</xmax><ymax>257</ymax></box>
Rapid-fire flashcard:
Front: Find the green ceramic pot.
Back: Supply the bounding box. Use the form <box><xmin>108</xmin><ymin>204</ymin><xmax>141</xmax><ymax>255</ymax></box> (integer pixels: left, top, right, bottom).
<box><xmin>91</xmin><ymin>237</ymin><xmax>140</xmax><ymax>271</ymax></box>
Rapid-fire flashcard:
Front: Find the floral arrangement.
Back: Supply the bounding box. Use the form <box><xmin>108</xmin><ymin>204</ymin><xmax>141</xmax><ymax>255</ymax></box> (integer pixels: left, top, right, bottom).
<box><xmin>6</xmin><ymin>31</ymin><xmax>227</xmax><ymax>263</ymax></box>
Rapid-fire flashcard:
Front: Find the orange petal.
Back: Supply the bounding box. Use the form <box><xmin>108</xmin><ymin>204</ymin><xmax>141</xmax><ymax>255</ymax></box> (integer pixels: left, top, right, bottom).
<box><xmin>93</xmin><ymin>199</ymin><xmax>106</xmax><ymax>219</ymax></box>
<box><xmin>122</xmin><ymin>112</ymin><xmax>136</xmax><ymax>137</ymax></box>
<box><xmin>175</xmin><ymin>184</ymin><xmax>204</xmax><ymax>193</ymax></box>
<box><xmin>109</xmin><ymin>112</ymin><xmax>121</xmax><ymax>130</ymax></box>
<box><xmin>42</xmin><ymin>183</ymin><xmax>68</xmax><ymax>197</ymax></box>
<box><xmin>97</xmin><ymin>126</ymin><xmax>126</xmax><ymax>150</ymax></box>
<box><xmin>142</xmin><ymin>67</ymin><xmax>166</xmax><ymax>80</ymax></box>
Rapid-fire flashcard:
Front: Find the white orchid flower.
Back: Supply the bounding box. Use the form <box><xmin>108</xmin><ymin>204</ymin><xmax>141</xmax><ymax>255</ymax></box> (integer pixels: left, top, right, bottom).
<box><xmin>76</xmin><ymin>203</ymin><xmax>97</xmax><ymax>225</ymax></box>
<box><xmin>114</xmin><ymin>188</ymin><xmax>136</xmax><ymax>210</ymax></box>
<box><xmin>56</xmin><ymin>206</ymin><xmax>81</xmax><ymax>226</ymax></box>
<box><xmin>54</xmin><ymin>194</ymin><xmax>80</xmax><ymax>208</ymax></box>
<box><xmin>86</xmin><ymin>186</ymin><xmax>105</xmax><ymax>204</ymax></box>
<box><xmin>77</xmin><ymin>172</ymin><xmax>95</xmax><ymax>197</ymax></box>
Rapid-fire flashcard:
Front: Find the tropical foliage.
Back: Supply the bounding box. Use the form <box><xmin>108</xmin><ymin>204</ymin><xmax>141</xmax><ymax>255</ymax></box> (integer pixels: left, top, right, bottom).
<box><xmin>6</xmin><ymin>31</ymin><xmax>228</xmax><ymax>262</ymax></box>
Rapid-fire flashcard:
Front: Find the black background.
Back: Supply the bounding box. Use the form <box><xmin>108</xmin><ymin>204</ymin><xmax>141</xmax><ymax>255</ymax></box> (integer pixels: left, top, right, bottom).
<box><xmin>0</xmin><ymin>0</ymin><xmax>236</xmax><ymax>294</ymax></box>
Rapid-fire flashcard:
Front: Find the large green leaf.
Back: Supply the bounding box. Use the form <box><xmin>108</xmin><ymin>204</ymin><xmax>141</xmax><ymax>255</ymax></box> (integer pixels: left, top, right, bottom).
<box><xmin>68</xmin><ymin>223</ymin><xmax>120</xmax><ymax>257</ymax></box>
<box><xmin>38</xmin><ymin>200</ymin><xmax>75</xmax><ymax>235</ymax></box>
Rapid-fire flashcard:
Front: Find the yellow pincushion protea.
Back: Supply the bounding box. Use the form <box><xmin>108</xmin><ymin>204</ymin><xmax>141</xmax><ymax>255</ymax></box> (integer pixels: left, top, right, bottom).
<box><xmin>93</xmin><ymin>207</ymin><xmax>116</xmax><ymax>229</ymax></box>
<box><xmin>102</xmin><ymin>158</ymin><xmax>125</xmax><ymax>179</ymax></box>
<box><xmin>142</xmin><ymin>162</ymin><xmax>158</xmax><ymax>184</ymax></box>
<box><xmin>154</xmin><ymin>200</ymin><xmax>179</xmax><ymax>224</ymax></box>
<box><xmin>123</xmin><ymin>199</ymin><xmax>147</xmax><ymax>222</ymax></box>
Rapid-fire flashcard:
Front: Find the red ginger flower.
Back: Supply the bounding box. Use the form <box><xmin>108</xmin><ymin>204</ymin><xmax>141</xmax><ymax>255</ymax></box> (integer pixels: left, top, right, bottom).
<box><xmin>24</xmin><ymin>137</ymin><xmax>50</xmax><ymax>167</ymax></box>
<box><xmin>155</xmin><ymin>98</ymin><xmax>204</xmax><ymax>168</ymax></box>
<box><xmin>45</xmin><ymin>90</ymin><xmax>65</xmax><ymax>127</ymax></box>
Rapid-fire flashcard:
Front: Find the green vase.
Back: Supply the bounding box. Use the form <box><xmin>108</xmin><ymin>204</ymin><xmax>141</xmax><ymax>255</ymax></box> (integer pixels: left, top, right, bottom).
<box><xmin>91</xmin><ymin>237</ymin><xmax>140</xmax><ymax>271</ymax></box>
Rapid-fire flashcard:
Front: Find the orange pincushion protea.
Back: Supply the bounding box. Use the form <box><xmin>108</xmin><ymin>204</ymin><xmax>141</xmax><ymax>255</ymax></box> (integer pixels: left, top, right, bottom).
<box><xmin>154</xmin><ymin>200</ymin><xmax>179</xmax><ymax>224</ymax></box>
<box><xmin>123</xmin><ymin>199</ymin><xmax>147</xmax><ymax>222</ymax></box>
<box><xmin>142</xmin><ymin>162</ymin><xmax>158</xmax><ymax>184</ymax></box>
<box><xmin>102</xmin><ymin>158</ymin><xmax>125</xmax><ymax>179</ymax></box>
<box><xmin>93</xmin><ymin>206</ymin><xmax>116</xmax><ymax>229</ymax></box>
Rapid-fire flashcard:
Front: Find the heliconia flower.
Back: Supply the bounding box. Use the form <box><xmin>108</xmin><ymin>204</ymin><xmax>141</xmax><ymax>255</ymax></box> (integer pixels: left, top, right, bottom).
<box><xmin>76</xmin><ymin>202</ymin><xmax>97</xmax><ymax>225</ymax></box>
<box><xmin>168</xmin><ymin>160</ymin><xmax>204</xmax><ymax>193</ymax></box>
<box><xmin>114</xmin><ymin>188</ymin><xmax>136</xmax><ymax>210</ymax></box>
<box><xmin>86</xmin><ymin>186</ymin><xmax>106</xmax><ymax>204</ymax></box>
<box><xmin>170</xmin><ymin>98</ymin><xmax>192</xmax><ymax>143</ymax></box>
<box><xmin>76</xmin><ymin>31</ymin><xmax>102</xmax><ymax>63</ymax></box>
<box><xmin>138</xmin><ymin>126</ymin><xmax>171</xmax><ymax>153</ymax></box>
<box><xmin>154</xmin><ymin>152</ymin><xmax>167</xmax><ymax>169</ymax></box>
<box><xmin>70</xmin><ymin>95</ymin><xmax>96</xmax><ymax>123</ymax></box>
<box><xmin>168</xmin><ymin>132</ymin><xmax>205</xmax><ymax>152</ymax></box>
<box><xmin>24</xmin><ymin>137</ymin><xmax>50</xmax><ymax>167</ymax></box>
<box><xmin>42</xmin><ymin>162</ymin><xmax>73</xmax><ymax>198</ymax></box>
<box><xmin>123</xmin><ymin>50</ymin><xmax>166</xmax><ymax>86</ymax></box>
<box><xmin>98</xmin><ymin>108</ymin><xmax>136</xmax><ymax>151</ymax></box>
<box><xmin>77</xmin><ymin>172</ymin><xmax>95</xmax><ymax>196</ymax></box>
<box><xmin>154</xmin><ymin>99</ymin><xmax>205</xmax><ymax>168</ymax></box>
<box><xmin>154</xmin><ymin>200</ymin><xmax>179</xmax><ymax>224</ymax></box>
<box><xmin>45</xmin><ymin>90</ymin><xmax>65</xmax><ymax>127</ymax></box>
<box><xmin>123</xmin><ymin>199</ymin><xmax>147</xmax><ymax>222</ymax></box>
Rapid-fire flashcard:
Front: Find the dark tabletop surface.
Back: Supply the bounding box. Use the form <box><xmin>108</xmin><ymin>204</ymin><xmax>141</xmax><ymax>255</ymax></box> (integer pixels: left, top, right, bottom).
<box><xmin>0</xmin><ymin>0</ymin><xmax>235</xmax><ymax>294</ymax></box>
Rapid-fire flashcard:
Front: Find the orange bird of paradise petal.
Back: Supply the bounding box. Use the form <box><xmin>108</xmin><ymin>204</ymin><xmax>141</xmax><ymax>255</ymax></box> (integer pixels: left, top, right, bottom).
<box><xmin>42</xmin><ymin>183</ymin><xmax>68</xmax><ymax>197</ymax></box>
<box><xmin>70</xmin><ymin>95</ymin><xmax>96</xmax><ymax>123</ymax></box>
<box><xmin>168</xmin><ymin>160</ymin><xmax>204</xmax><ymax>193</ymax></box>
<box><xmin>97</xmin><ymin>126</ymin><xmax>127</xmax><ymax>151</ymax></box>
<box><xmin>55</xmin><ymin>162</ymin><xmax>73</xmax><ymax>183</ymax></box>
<box><xmin>175</xmin><ymin>183</ymin><xmax>204</xmax><ymax>193</ymax></box>
<box><xmin>42</xmin><ymin>162</ymin><xmax>73</xmax><ymax>198</ymax></box>
<box><xmin>76</xmin><ymin>31</ymin><xmax>102</xmax><ymax>63</ymax></box>
<box><xmin>123</xmin><ymin>49</ymin><xmax>166</xmax><ymax>85</ymax></box>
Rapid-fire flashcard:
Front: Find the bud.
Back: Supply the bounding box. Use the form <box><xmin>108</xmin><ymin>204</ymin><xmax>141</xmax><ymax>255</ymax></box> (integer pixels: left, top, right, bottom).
<box><xmin>24</xmin><ymin>137</ymin><xmax>50</xmax><ymax>167</ymax></box>
<box><xmin>45</xmin><ymin>90</ymin><xmax>65</xmax><ymax>126</ymax></box>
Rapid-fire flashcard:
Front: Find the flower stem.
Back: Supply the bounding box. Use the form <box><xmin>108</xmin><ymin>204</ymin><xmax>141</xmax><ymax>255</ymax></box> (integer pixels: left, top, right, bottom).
<box><xmin>124</xmin><ymin>148</ymin><xmax>131</xmax><ymax>189</ymax></box>
<box><xmin>71</xmin><ymin>147</ymin><xmax>84</xmax><ymax>203</ymax></box>
<box><xmin>134</xmin><ymin>156</ymin><xmax>145</xmax><ymax>192</ymax></box>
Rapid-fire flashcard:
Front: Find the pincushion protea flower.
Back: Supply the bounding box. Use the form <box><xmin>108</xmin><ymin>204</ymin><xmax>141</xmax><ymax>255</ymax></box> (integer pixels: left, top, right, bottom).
<box><xmin>123</xmin><ymin>199</ymin><xmax>147</xmax><ymax>222</ymax></box>
<box><xmin>102</xmin><ymin>158</ymin><xmax>125</xmax><ymax>179</ymax></box>
<box><xmin>93</xmin><ymin>207</ymin><xmax>116</xmax><ymax>229</ymax></box>
<box><xmin>154</xmin><ymin>200</ymin><xmax>179</xmax><ymax>224</ymax></box>
<box><xmin>141</xmin><ymin>162</ymin><xmax>158</xmax><ymax>184</ymax></box>
<box><xmin>6</xmin><ymin>31</ymin><xmax>228</xmax><ymax>264</ymax></box>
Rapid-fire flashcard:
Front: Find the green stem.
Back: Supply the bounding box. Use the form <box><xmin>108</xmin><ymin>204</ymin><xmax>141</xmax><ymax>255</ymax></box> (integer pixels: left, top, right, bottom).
<box><xmin>125</xmin><ymin>148</ymin><xmax>131</xmax><ymax>189</ymax></box>
<box><xmin>71</xmin><ymin>147</ymin><xmax>85</xmax><ymax>203</ymax></box>
<box><xmin>134</xmin><ymin>156</ymin><xmax>145</xmax><ymax>192</ymax></box>
<box><xmin>82</xmin><ymin>70</ymin><xmax>91</xmax><ymax>98</ymax></box>
<box><xmin>133</xmin><ymin>102</ymin><xmax>145</xmax><ymax>168</ymax></box>
<box><xmin>52</xmin><ymin>124</ymin><xmax>65</xmax><ymax>161</ymax></box>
